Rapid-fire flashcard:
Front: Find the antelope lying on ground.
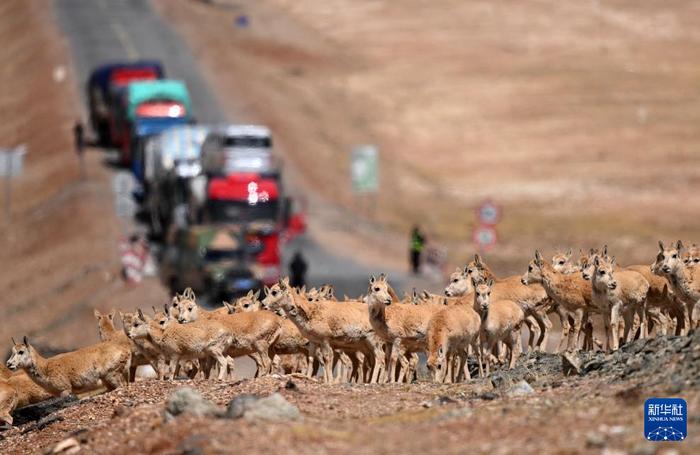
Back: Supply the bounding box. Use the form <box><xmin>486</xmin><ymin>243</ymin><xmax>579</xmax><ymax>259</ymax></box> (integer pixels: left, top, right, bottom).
<box><xmin>263</xmin><ymin>278</ymin><xmax>386</xmax><ymax>384</ymax></box>
<box><xmin>6</xmin><ymin>336</ymin><xmax>130</xmax><ymax>396</ymax></box>
<box><xmin>654</xmin><ymin>241</ymin><xmax>700</xmax><ymax>330</ymax></box>
<box><xmin>0</xmin><ymin>370</ymin><xmax>52</xmax><ymax>426</ymax></box>
<box><xmin>473</xmin><ymin>278</ymin><xmax>525</xmax><ymax>375</ymax></box>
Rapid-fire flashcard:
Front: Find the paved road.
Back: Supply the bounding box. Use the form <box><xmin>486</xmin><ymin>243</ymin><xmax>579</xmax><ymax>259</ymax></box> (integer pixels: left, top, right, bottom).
<box><xmin>53</xmin><ymin>0</ymin><xmax>407</xmax><ymax>298</ymax></box>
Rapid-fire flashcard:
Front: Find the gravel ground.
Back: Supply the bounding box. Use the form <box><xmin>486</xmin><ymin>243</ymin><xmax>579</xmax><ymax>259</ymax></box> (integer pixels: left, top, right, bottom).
<box><xmin>2</xmin><ymin>332</ymin><xmax>699</xmax><ymax>454</ymax></box>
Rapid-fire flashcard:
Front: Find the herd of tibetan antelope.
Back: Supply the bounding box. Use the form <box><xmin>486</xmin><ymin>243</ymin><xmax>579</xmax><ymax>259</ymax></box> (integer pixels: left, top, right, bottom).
<box><xmin>1</xmin><ymin>240</ymin><xmax>699</xmax><ymax>425</ymax></box>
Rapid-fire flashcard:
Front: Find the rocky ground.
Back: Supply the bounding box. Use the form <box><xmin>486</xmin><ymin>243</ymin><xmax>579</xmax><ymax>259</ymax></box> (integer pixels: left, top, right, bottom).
<box><xmin>1</xmin><ymin>333</ymin><xmax>698</xmax><ymax>454</ymax></box>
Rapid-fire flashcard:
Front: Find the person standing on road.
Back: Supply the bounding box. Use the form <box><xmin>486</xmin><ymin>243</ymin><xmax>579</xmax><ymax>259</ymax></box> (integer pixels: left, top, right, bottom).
<box><xmin>73</xmin><ymin>120</ymin><xmax>85</xmax><ymax>179</ymax></box>
<box><xmin>289</xmin><ymin>251</ymin><xmax>308</xmax><ymax>288</ymax></box>
<box><xmin>409</xmin><ymin>225</ymin><xmax>425</xmax><ymax>274</ymax></box>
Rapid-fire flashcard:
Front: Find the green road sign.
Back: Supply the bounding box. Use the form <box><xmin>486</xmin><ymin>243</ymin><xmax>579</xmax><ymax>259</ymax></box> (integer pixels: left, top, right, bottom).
<box><xmin>351</xmin><ymin>145</ymin><xmax>379</xmax><ymax>193</ymax></box>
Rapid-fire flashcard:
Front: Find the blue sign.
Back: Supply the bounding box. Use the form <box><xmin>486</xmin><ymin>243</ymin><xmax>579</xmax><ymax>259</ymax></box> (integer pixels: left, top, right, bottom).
<box><xmin>644</xmin><ymin>398</ymin><xmax>687</xmax><ymax>441</ymax></box>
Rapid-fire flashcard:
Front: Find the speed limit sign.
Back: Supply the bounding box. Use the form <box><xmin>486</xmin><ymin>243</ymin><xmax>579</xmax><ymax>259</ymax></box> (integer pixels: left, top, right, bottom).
<box><xmin>476</xmin><ymin>200</ymin><xmax>501</xmax><ymax>226</ymax></box>
<box><xmin>472</xmin><ymin>225</ymin><xmax>498</xmax><ymax>251</ymax></box>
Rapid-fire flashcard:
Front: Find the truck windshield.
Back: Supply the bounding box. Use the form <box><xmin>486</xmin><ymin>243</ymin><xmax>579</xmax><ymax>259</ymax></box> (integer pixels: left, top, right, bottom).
<box><xmin>203</xmin><ymin>249</ymin><xmax>243</xmax><ymax>262</ymax></box>
<box><xmin>206</xmin><ymin>199</ymin><xmax>279</xmax><ymax>223</ymax></box>
<box><xmin>223</xmin><ymin>136</ymin><xmax>271</xmax><ymax>148</ymax></box>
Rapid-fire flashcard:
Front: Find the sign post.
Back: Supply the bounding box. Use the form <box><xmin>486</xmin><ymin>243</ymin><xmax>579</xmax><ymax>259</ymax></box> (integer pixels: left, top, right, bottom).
<box><xmin>473</xmin><ymin>199</ymin><xmax>501</xmax><ymax>252</ymax></box>
<box><xmin>0</xmin><ymin>145</ymin><xmax>27</xmax><ymax>223</ymax></box>
<box><xmin>351</xmin><ymin>145</ymin><xmax>379</xmax><ymax>218</ymax></box>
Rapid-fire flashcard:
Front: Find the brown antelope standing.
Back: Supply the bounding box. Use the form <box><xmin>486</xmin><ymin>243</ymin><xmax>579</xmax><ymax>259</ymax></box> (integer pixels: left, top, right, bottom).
<box><xmin>473</xmin><ymin>278</ymin><xmax>525</xmax><ymax>374</ymax></box>
<box><xmin>522</xmin><ymin>251</ymin><xmax>595</xmax><ymax>352</ymax></box>
<box><xmin>263</xmin><ymin>278</ymin><xmax>386</xmax><ymax>383</ymax></box>
<box><xmin>366</xmin><ymin>274</ymin><xmax>446</xmax><ymax>383</ymax></box>
<box><xmin>426</xmin><ymin>292</ymin><xmax>482</xmax><ymax>382</ymax></box>
<box><xmin>583</xmin><ymin>254</ymin><xmax>649</xmax><ymax>352</ymax></box>
<box><xmin>654</xmin><ymin>241</ymin><xmax>700</xmax><ymax>330</ymax></box>
<box><xmin>462</xmin><ymin>255</ymin><xmax>550</xmax><ymax>352</ymax></box>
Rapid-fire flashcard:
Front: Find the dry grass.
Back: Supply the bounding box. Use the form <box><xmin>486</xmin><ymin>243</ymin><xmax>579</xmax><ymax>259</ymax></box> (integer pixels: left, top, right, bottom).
<box><xmin>157</xmin><ymin>0</ymin><xmax>700</xmax><ymax>271</ymax></box>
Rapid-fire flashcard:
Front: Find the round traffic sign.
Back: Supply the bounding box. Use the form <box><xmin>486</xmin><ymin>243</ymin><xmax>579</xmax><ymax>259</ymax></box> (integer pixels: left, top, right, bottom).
<box><xmin>476</xmin><ymin>200</ymin><xmax>501</xmax><ymax>226</ymax></box>
<box><xmin>472</xmin><ymin>225</ymin><xmax>498</xmax><ymax>251</ymax></box>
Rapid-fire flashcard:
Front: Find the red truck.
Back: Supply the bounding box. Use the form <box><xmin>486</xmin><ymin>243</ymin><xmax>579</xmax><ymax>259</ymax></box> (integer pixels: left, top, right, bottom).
<box><xmin>201</xmin><ymin>172</ymin><xmax>305</xmax><ymax>285</ymax></box>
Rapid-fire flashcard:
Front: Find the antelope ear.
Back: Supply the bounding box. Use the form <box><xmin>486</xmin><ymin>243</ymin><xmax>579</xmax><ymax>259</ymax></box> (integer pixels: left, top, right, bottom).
<box><xmin>534</xmin><ymin>250</ymin><xmax>543</xmax><ymax>265</ymax></box>
<box><xmin>108</xmin><ymin>309</ymin><xmax>116</xmax><ymax>320</ymax></box>
<box><xmin>281</xmin><ymin>277</ymin><xmax>290</xmax><ymax>287</ymax></box>
<box><xmin>421</xmin><ymin>290</ymin><xmax>430</xmax><ymax>299</ymax></box>
<box><xmin>23</xmin><ymin>336</ymin><xmax>29</xmax><ymax>346</ymax></box>
<box><xmin>610</xmin><ymin>256</ymin><xmax>616</xmax><ymax>266</ymax></box>
<box><xmin>443</xmin><ymin>298</ymin><xmax>448</xmax><ymax>306</ymax></box>
<box><xmin>137</xmin><ymin>309</ymin><xmax>146</xmax><ymax>321</ymax></box>
<box><xmin>412</xmin><ymin>288</ymin><xmax>418</xmax><ymax>298</ymax></box>
<box><xmin>379</xmin><ymin>273</ymin><xmax>386</xmax><ymax>281</ymax></box>
<box><xmin>253</xmin><ymin>289</ymin><xmax>261</xmax><ymax>301</ymax></box>
<box><xmin>487</xmin><ymin>278</ymin><xmax>494</xmax><ymax>287</ymax></box>
<box><xmin>676</xmin><ymin>240</ymin><xmax>684</xmax><ymax>252</ymax></box>
<box><xmin>658</xmin><ymin>240</ymin><xmax>665</xmax><ymax>252</ymax></box>
<box><xmin>594</xmin><ymin>256</ymin><xmax>600</xmax><ymax>267</ymax></box>
<box><xmin>223</xmin><ymin>301</ymin><xmax>233</xmax><ymax>313</ymax></box>
<box><xmin>602</xmin><ymin>245</ymin><xmax>608</xmax><ymax>257</ymax></box>
<box><xmin>246</xmin><ymin>290</ymin><xmax>253</xmax><ymax>298</ymax></box>
<box><xmin>565</xmin><ymin>248</ymin><xmax>572</xmax><ymax>258</ymax></box>
<box><xmin>93</xmin><ymin>309</ymin><xmax>101</xmax><ymax>318</ymax></box>
<box><xmin>163</xmin><ymin>303</ymin><xmax>169</xmax><ymax>314</ymax></box>
<box><xmin>370</xmin><ymin>275</ymin><xmax>376</xmax><ymax>284</ymax></box>
<box><xmin>263</xmin><ymin>286</ymin><xmax>270</xmax><ymax>296</ymax></box>
<box><xmin>474</xmin><ymin>254</ymin><xmax>483</xmax><ymax>265</ymax></box>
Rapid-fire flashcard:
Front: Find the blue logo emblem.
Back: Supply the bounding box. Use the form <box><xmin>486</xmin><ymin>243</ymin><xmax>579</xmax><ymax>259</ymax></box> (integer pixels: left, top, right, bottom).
<box><xmin>644</xmin><ymin>398</ymin><xmax>687</xmax><ymax>441</ymax></box>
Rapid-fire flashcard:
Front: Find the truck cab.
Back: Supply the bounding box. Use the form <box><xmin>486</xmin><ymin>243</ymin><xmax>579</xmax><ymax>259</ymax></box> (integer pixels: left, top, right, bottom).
<box><xmin>115</xmin><ymin>79</ymin><xmax>193</xmax><ymax>167</ymax></box>
<box><xmin>86</xmin><ymin>61</ymin><xmax>164</xmax><ymax>146</ymax></box>
<box><xmin>201</xmin><ymin>173</ymin><xmax>284</xmax><ymax>285</ymax></box>
<box><xmin>200</xmin><ymin>124</ymin><xmax>279</xmax><ymax>179</ymax></box>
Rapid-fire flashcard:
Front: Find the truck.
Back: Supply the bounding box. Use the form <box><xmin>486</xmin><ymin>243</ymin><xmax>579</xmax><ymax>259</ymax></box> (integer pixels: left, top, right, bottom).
<box><xmin>143</xmin><ymin>124</ymin><xmax>210</xmax><ymax>237</ymax></box>
<box><xmin>200</xmin><ymin>173</ymin><xmax>286</xmax><ymax>285</ymax></box>
<box><xmin>112</xmin><ymin>79</ymin><xmax>193</xmax><ymax>168</ymax></box>
<box><xmin>86</xmin><ymin>61</ymin><xmax>164</xmax><ymax>146</ymax></box>
<box><xmin>199</xmin><ymin>124</ymin><xmax>279</xmax><ymax>179</ymax></box>
<box><xmin>160</xmin><ymin>225</ymin><xmax>263</xmax><ymax>301</ymax></box>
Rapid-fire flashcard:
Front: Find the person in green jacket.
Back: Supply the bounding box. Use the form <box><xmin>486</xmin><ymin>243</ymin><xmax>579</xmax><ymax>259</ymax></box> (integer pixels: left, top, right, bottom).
<box><xmin>409</xmin><ymin>225</ymin><xmax>425</xmax><ymax>274</ymax></box>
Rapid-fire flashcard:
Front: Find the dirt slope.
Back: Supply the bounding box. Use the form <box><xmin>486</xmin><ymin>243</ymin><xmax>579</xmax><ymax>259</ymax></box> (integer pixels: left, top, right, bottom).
<box><xmin>1</xmin><ymin>333</ymin><xmax>698</xmax><ymax>454</ymax></box>
<box><xmin>155</xmin><ymin>0</ymin><xmax>700</xmax><ymax>273</ymax></box>
<box><xmin>0</xmin><ymin>0</ymin><xmax>168</xmax><ymax>350</ymax></box>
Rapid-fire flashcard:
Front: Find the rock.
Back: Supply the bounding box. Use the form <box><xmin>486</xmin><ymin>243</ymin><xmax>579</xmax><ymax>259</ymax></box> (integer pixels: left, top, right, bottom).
<box><xmin>585</xmin><ymin>431</ymin><xmax>606</xmax><ymax>448</ymax></box>
<box><xmin>164</xmin><ymin>387</ymin><xmax>222</xmax><ymax>422</ymax></box>
<box><xmin>478</xmin><ymin>392</ymin><xmax>497</xmax><ymax>401</ymax></box>
<box><xmin>582</xmin><ymin>359</ymin><xmax>605</xmax><ymax>374</ymax></box>
<box><xmin>226</xmin><ymin>394</ymin><xmax>260</xmax><ymax>419</ymax></box>
<box><xmin>561</xmin><ymin>352</ymin><xmax>581</xmax><ymax>376</ymax></box>
<box><xmin>241</xmin><ymin>393</ymin><xmax>300</xmax><ymax>422</ymax></box>
<box><xmin>52</xmin><ymin>437</ymin><xmax>80</xmax><ymax>454</ymax></box>
<box><xmin>506</xmin><ymin>380</ymin><xmax>534</xmax><ymax>397</ymax></box>
<box><xmin>420</xmin><ymin>396</ymin><xmax>457</xmax><ymax>408</ymax></box>
<box><xmin>490</xmin><ymin>373</ymin><xmax>509</xmax><ymax>390</ymax></box>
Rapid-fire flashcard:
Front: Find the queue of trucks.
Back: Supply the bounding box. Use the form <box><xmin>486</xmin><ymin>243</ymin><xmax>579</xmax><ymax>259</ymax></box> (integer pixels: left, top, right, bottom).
<box><xmin>87</xmin><ymin>60</ymin><xmax>305</xmax><ymax>302</ymax></box>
